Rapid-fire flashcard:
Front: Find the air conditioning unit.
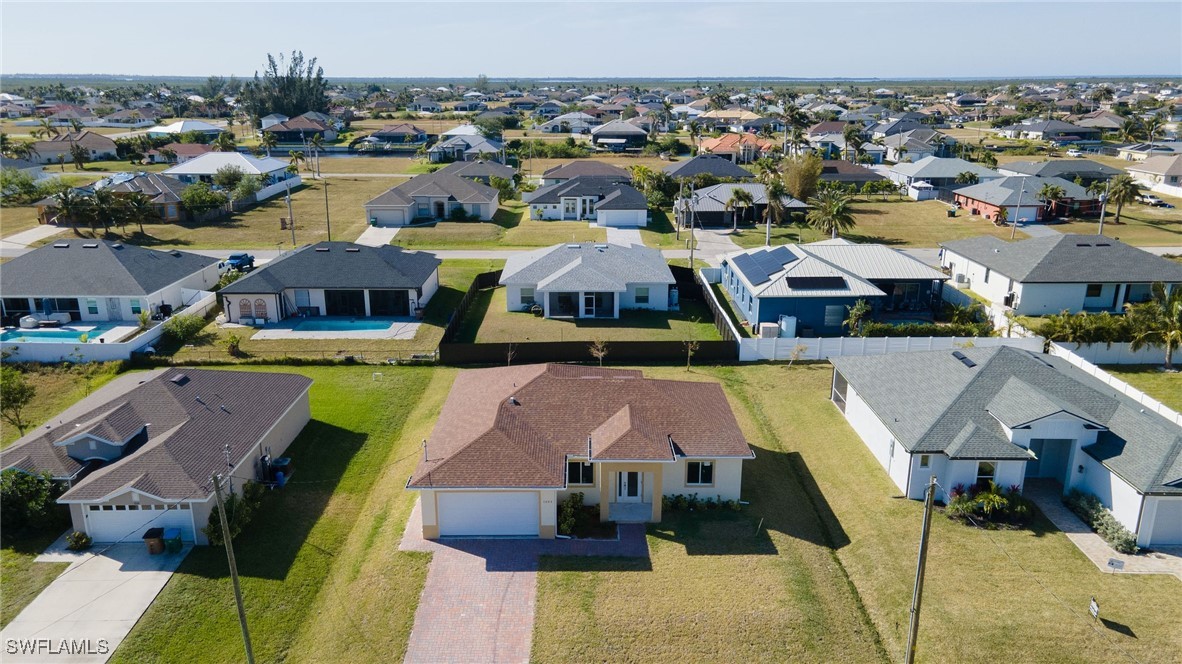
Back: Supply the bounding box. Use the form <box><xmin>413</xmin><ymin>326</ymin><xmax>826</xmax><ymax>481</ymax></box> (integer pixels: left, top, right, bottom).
<box><xmin>758</xmin><ymin>322</ymin><xmax>780</xmax><ymax>339</ymax></box>
<box><xmin>954</xmin><ymin>273</ymin><xmax>967</xmax><ymax>284</ymax></box>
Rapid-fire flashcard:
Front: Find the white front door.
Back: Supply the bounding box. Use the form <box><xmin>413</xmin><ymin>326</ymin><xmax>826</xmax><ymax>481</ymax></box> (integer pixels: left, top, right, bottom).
<box><xmin>617</xmin><ymin>472</ymin><xmax>643</xmax><ymax>503</ymax></box>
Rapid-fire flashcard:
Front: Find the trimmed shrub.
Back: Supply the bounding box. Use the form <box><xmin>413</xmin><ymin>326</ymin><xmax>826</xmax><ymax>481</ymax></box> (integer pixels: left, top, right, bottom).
<box><xmin>943</xmin><ymin>482</ymin><xmax>1032</xmax><ymax>527</ymax></box>
<box><xmin>162</xmin><ymin>314</ymin><xmax>208</xmax><ymax>343</ymax></box>
<box><xmin>66</xmin><ymin>531</ymin><xmax>93</xmax><ymax>551</ymax></box>
<box><xmin>860</xmin><ymin>321</ymin><xmax>995</xmax><ymax>338</ymax></box>
<box><xmin>558</xmin><ymin>492</ymin><xmax>584</xmax><ymax>535</ymax></box>
<box><xmin>203</xmin><ymin>481</ymin><xmax>265</xmax><ymax>546</ymax></box>
<box><xmin>1064</xmin><ymin>489</ymin><xmax>1139</xmax><ymax>554</ymax></box>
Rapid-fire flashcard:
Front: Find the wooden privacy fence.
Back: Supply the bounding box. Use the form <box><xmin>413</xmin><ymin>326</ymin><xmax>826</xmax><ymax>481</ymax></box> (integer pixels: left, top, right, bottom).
<box><xmin>441</xmin><ymin>270</ymin><xmax>503</xmax><ymax>343</ymax></box>
<box><xmin>439</xmin><ymin>339</ymin><xmax>736</xmax><ymax>366</ymax></box>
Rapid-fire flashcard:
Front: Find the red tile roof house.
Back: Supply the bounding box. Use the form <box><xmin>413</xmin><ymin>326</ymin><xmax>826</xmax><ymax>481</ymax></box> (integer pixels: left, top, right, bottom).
<box><xmin>407</xmin><ymin>364</ymin><xmax>755</xmax><ymax>538</ymax></box>
<box><xmin>0</xmin><ymin>368</ymin><xmax>311</xmax><ymax>545</ymax></box>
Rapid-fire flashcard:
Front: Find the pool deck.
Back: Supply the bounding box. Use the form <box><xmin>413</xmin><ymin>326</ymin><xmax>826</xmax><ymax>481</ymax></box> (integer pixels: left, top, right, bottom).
<box><xmin>0</xmin><ymin>322</ymin><xmax>141</xmax><ymax>344</ymax></box>
<box><xmin>249</xmin><ymin>317</ymin><xmax>421</xmax><ymax>340</ymax></box>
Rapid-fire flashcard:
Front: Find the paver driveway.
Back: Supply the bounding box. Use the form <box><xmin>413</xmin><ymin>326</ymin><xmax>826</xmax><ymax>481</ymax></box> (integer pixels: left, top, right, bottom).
<box><xmin>0</xmin><ymin>542</ymin><xmax>190</xmax><ymax>663</ymax></box>
<box><xmin>399</xmin><ymin>500</ymin><xmax>647</xmax><ymax>663</ymax></box>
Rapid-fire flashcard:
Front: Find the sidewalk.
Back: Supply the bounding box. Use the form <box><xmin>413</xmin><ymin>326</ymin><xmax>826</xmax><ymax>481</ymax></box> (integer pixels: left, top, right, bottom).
<box><xmin>0</xmin><ymin>224</ymin><xmax>66</xmax><ymax>250</ymax></box>
<box><xmin>355</xmin><ymin>225</ymin><xmax>400</xmax><ymax>247</ymax></box>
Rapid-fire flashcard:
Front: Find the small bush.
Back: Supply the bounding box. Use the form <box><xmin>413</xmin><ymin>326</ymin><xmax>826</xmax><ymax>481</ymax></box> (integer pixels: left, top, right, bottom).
<box><xmin>1064</xmin><ymin>489</ymin><xmax>1139</xmax><ymax>554</ymax></box>
<box><xmin>0</xmin><ymin>469</ymin><xmax>66</xmax><ymax>533</ymax></box>
<box><xmin>860</xmin><ymin>321</ymin><xmax>995</xmax><ymax>338</ymax></box>
<box><xmin>943</xmin><ymin>482</ymin><xmax>1032</xmax><ymax>528</ymax></box>
<box><xmin>65</xmin><ymin>531</ymin><xmax>93</xmax><ymax>551</ymax></box>
<box><xmin>162</xmin><ymin>314</ymin><xmax>208</xmax><ymax>343</ymax></box>
<box><xmin>558</xmin><ymin>491</ymin><xmax>583</xmax><ymax>535</ymax></box>
<box><xmin>215</xmin><ymin>270</ymin><xmax>244</xmax><ymax>291</ymax></box>
<box><xmin>203</xmin><ymin>481</ymin><xmax>265</xmax><ymax>546</ymax></box>
<box><xmin>449</xmin><ymin>206</ymin><xmax>468</xmax><ymax>221</ymax></box>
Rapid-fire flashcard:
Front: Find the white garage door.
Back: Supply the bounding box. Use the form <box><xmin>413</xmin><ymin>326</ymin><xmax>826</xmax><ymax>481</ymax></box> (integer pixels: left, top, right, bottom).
<box><xmin>437</xmin><ymin>491</ymin><xmax>539</xmax><ymax>537</ymax></box>
<box><xmin>84</xmin><ymin>504</ymin><xmax>196</xmax><ymax>542</ymax></box>
<box><xmin>1150</xmin><ymin>498</ymin><xmax>1182</xmax><ymax>545</ymax></box>
<box><xmin>369</xmin><ymin>208</ymin><xmax>406</xmax><ymax>226</ymax></box>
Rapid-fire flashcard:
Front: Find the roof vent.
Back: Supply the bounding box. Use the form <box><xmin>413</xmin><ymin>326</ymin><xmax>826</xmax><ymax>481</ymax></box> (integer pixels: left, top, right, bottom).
<box><xmin>53</xmin><ymin>242</ymin><xmax>70</xmax><ymax>248</ymax></box>
<box><xmin>1096</xmin><ymin>242</ymin><xmax>1111</xmax><ymax>247</ymax></box>
<box><xmin>566</xmin><ymin>244</ymin><xmax>580</xmax><ymax>249</ymax></box>
<box><xmin>508</xmin><ymin>396</ymin><xmax>520</xmax><ymax>406</ymax></box>
<box><xmin>594</xmin><ymin>244</ymin><xmax>609</xmax><ymax>250</ymax></box>
<box><xmin>111</xmin><ymin>242</ymin><xmax>123</xmax><ymax>249</ymax></box>
<box><xmin>951</xmin><ymin>351</ymin><xmax>977</xmax><ymax>368</ymax></box>
<box><xmin>1076</xmin><ymin>242</ymin><xmax>1091</xmax><ymax>247</ymax></box>
<box><xmin>82</xmin><ymin>243</ymin><xmax>98</xmax><ymax>248</ymax></box>
<box><xmin>169</xmin><ymin>373</ymin><xmax>189</xmax><ymax>385</ymax></box>
<box><xmin>345</xmin><ymin>247</ymin><xmax>360</xmax><ymax>252</ymax></box>
<box><xmin>315</xmin><ymin>247</ymin><xmax>330</xmax><ymax>252</ymax></box>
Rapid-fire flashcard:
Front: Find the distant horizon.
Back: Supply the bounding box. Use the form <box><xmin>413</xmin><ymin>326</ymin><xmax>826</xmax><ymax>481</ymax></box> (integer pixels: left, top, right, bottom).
<box><xmin>3</xmin><ymin>1</ymin><xmax>1180</xmax><ymax>80</ymax></box>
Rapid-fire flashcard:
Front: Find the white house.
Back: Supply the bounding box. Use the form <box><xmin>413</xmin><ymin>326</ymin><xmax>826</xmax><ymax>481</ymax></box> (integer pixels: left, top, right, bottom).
<box><xmin>407</xmin><ymin>364</ymin><xmax>754</xmax><ymax>538</ymax></box>
<box><xmin>940</xmin><ymin>234</ymin><xmax>1182</xmax><ymax>315</ymax></box>
<box><xmin>163</xmin><ymin>152</ymin><xmax>300</xmax><ymax>201</ymax></box>
<box><xmin>526</xmin><ymin>176</ymin><xmax>648</xmax><ymax>227</ymax></box>
<box><xmin>831</xmin><ymin>346</ymin><xmax>1182</xmax><ymax>548</ymax></box>
<box><xmin>1126</xmin><ymin>155</ymin><xmax>1182</xmax><ymax>198</ymax></box>
<box><xmin>147</xmin><ymin>119</ymin><xmax>223</xmax><ymax>138</ymax></box>
<box><xmin>499</xmin><ymin>243</ymin><xmax>675</xmax><ymax>318</ymax></box>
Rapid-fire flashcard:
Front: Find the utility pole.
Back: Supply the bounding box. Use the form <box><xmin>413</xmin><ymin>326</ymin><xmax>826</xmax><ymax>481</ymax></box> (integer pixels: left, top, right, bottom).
<box><xmin>904</xmin><ymin>475</ymin><xmax>937</xmax><ymax>664</ymax></box>
<box><xmin>323</xmin><ymin>180</ymin><xmax>332</xmax><ymax>241</ymax></box>
<box><xmin>688</xmin><ymin>193</ymin><xmax>698</xmax><ymax>269</ymax></box>
<box><xmin>285</xmin><ymin>179</ymin><xmax>296</xmax><ymax>246</ymax></box>
<box><xmin>212</xmin><ymin>473</ymin><xmax>255</xmax><ymax>664</ymax></box>
<box><xmin>1010</xmin><ymin>178</ymin><xmax>1026</xmax><ymax>240</ymax></box>
<box><xmin>1097</xmin><ymin>177</ymin><xmax>1111</xmax><ymax>237</ymax></box>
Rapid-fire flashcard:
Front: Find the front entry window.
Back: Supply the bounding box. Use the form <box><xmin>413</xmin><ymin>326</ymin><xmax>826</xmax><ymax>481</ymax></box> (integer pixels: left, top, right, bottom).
<box><xmin>686</xmin><ymin>461</ymin><xmax>714</xmax><ymax>486</ymax></box>
<box><xmin>567</xmin><ymin>461</ymin><xmax>594</xmax><ymax>486</ymax></box>
<box><xmin>976</xmin><ymin>461</ymin><xmax>996</xmax><ymax>489</ymax></box>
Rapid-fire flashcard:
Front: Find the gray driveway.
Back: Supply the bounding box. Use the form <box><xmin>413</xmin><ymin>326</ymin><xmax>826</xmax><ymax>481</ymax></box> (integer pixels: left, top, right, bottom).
<box><xmin>0</xmin><ymin>542</ymin><xmax>190</xmax><ymax>663</ymax></box>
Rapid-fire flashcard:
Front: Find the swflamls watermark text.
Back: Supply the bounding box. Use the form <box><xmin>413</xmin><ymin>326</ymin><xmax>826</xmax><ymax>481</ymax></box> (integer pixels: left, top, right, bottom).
<box><xmin>5</xmin><ymin>639</ymin><xmax>111</xmax><ymax>655</ymax></box>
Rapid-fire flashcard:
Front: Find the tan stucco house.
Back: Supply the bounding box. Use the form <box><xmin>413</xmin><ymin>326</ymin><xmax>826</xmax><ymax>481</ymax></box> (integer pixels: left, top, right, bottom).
<box><xmin>407</xmin><ymin>364</ymin><xmax>754</xmax><ymax>538</ymax></box>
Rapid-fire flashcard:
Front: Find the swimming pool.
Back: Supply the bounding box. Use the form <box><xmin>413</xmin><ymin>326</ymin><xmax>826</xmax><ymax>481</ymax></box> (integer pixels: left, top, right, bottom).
<box><xmin>289</xmin><ymin>318</ymin><xmax>396</xmax><ymax>332</ymax></box>
<box><xmin>0</xmin><ymin>322</ymin><xmax>124</xmax><ymax>344</ymax></box>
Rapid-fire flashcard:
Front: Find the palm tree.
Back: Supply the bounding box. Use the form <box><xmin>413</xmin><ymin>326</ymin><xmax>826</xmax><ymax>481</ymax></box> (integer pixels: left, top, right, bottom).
<box><xmin>69</xmin><ymin>143</ymin><xmax>88</xmax><ymax>170</ymax></box>
<box><xmin>1037</xmin><ymin>183</ymin><xmax>1066</xmax><ymax>220</ymax></box>
<box><xmin>761</xmin><ymin>174</ymin><xmax>789</xmax><ymax>246</ymax></box>
<box><xmin>212</xmin><ymin>131</ymin><xmax>236</xmax><ymax>152</ymax></box>
<box><xmin>122</xmin><ymin>192</ymin><xmax>156</xmax><ymax>235</ymax></box>
<box><xmin>1105</xmin><ymin>174</ymin><xmax>1140</xmax><ymax>224</ymax></box>
<box><xmin>954</xmin><ymin>171</ymin><xmax>980</xmax><ymax>186</ymax></box>
<box><xmin>1118</xmin><ymin>118</ymin><xmax>1141</xmax><ymax>143</ymax></box>
<box><xmin>260</xmin><ymin>132</ymin><xmax>278</xmax><ymax>157</ymax></box>
<box><xmin>806</xmin><ymin>189</ymin><xmax>856</xmax><ymax>239</ymax></box>
<box><xmin>37</xmin><ymin>117</ymin><xmax>59</xmax><ymax>138</ymax></box>
<box><xmin>308</xmin><ymin>134</ymin><xmax>324</xmax><ymax>178</ymax></box>
<box><xmin>89</xmin><ymin>188</ymin><xmax>120</xmax><ymax>233</ymax></box>
<box><xmin>687</xmin><ymin>121</ymin><xmax>702</xmax><ymax>155</ymax></box>
<box><xmin>842</xmin><ymin>124</ymin><xmax>863</xmax><ymax>162</ymax></box>
<box><xmin>725</xmin><ymin>187</ymin><xmax>755</xmax><ymax>233</ymax></box>
<box><xmin>993</xmin><ymin>205</ymin><xmax>1009</xmax><ymax>227</ymax></box>
<box><xmin>289</xmin><ymin>150</ymin><xmax>307</xmax><ymax>174</ymax></box>
<box><xmin>54</xmin><ymin>188</ymin><xmax>88</xmax><ymax>235</ymax></box>
<box><xmin>1143</xmin><ymin>114</ymin><xmax>1165</xmax><ymax>144</ymax></box>
<box><xmin>1126</xmin><ymin>283</ymin><xmax>1182</xmax><ymax>371</ymax></box>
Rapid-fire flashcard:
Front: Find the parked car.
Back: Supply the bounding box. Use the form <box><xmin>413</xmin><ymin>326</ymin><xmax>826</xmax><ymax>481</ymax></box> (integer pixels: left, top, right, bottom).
<box><xmin>1066</xmin><ymin>148</ymin><xmax>1083</xmax><ymax>157</ymax></box>
<box><xmin>1136</xmin><ymin>194</ymin><xmax>1164</xmax><ymax>206</ymax></box>
<box><xmin>954</xmin><ymin>123</ymin><xmax>964</xmax><ymax>129</ymax></box>
<box><xmin>225</xmin><ymin>253</ymin><xmax>255</xmax><ymax>271</ymax></box>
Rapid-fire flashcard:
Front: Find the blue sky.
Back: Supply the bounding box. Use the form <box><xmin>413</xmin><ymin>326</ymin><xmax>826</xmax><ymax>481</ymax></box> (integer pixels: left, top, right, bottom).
<box><xmin>3</xmin><ymin>1</ymin><xmax>1180</xmax><ymax>79</ymax></box>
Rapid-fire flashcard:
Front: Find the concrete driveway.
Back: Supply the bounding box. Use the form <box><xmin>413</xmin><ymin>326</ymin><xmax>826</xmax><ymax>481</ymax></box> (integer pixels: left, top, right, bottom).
<box><xmin>0</xmin><ymin>542</ymin><xmax>191</xmax><ymax>663</ymax></box>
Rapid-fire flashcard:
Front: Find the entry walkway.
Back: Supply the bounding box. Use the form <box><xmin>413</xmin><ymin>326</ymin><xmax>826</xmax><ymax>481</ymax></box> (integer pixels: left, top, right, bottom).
<box><xmin>1025</xmin><ymin>481</ymin><xmax>1182</xmax><ymax>580</ymax></box>
<box><xmin>0</xmin><ymin>542</ymin><xmax>191</xmax><ymax>663</ymax></box>
<box><xmin>355</xmin><ymin>225</ymin><xmax>401</xmax><ymax>246</ymax></box>
<box><xmin>399</xmin><ymin>500</ymin><xmax>647</xmax><ymax>663</ymax></box>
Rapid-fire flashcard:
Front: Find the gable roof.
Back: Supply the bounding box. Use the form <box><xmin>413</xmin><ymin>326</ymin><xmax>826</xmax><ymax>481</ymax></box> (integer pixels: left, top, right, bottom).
<box><xmin>501</xmin><ymin>242</ymin><xmax>673</xmax><ymax>292</ymax></box>
<box><xmin>148</xmin><ymin>119</ymin><xmax>221</xmax><ymax>134</ymax></box>
<box><xmin>940</xmin><ymin>234</ymin><xmax>1182</xmax><ymax>283</ymax></box>
<box><xmin>699</xmin><ymin>132</ymin><xmax>776</xmax><ymax>154</ymax></box>
<box><xmin>407</xmin><ymin>364</ymin><xmax>752</xmax><ymax>489</ymax></box>
<box><xmin>220</xmin><ymin>242</ymin><xmax>439</xmax><ymax>294</ymax></box>
<box><xmin>591</xmin><ymin>119</ymin><xmax>648</xmax><ymax>136</ymax></box>
<box><xmin>999</xmin><ymin>159</ymin><xmax>1121</xmax><ymax>180</ymax></box>
<box><xmin>96</xmin><ymin>172</ymin><xmax>191</xmax><ymax>205</ymax></box>
<box><xmin>542</xmin><ymin>161</ymin><xmax>630</xmax><ymax>181</ymax></box>
<box><xmin>684</xmin><ymin>182</ymin><xmax>809</xmax><ymax>212</ymax></box>
<box><xmin>1</xmin><ymin>240</ymin><xmax>216</xmax><ymax>297</ymax></box>
<box><xmin>528</xmin><ymin>176</ymin><xmax>645</xmax><ymax>209</ymax></box>
<box><xmin>662</xmin><ymin>154</ymin><xmax>755</xmax><ymax>179</ymax></box>
<box><xmin>890</xmin><ymin>156</ymin><xmax>1000</xmax><ymax>180</ymax></box>
<box><xmin>33</xmin><ymin>130</ymin><xmax>116</xmax><ymax>151</ymax></box>
<box><xmin>163</xmin><ymin>152</ymin><xmax>288</xmax><ymax>176</ymax></box>
<box><xmin>363</xmin><ymin>171</ymin><xmax>499</xmax><ymax>207</ymax></box>
<box><xmin>261</xmin><ymin>116</ymin><xmax>332</xmax><ymax>134</ymax></box>
<box><xmin>0</xmin><ymin>368</ymin><xmax>312</xmax><ymax>501</ymax></box>
<box><xmin>1128</xmin><ymin>155</ymin><xmax>1182</xmax><ymax>177</ymax></box>
<box><xmin>831</xmin><ymin>346</ymin><xmax>1182</xmax><ymax>493</ymax></box>
<box><xmin>953</xmin><ymin>175</ymin><xmax>1092</xmax><ymax>207</ymax></box>
<box><xmin>436</xmin><ymin>159</ymin><xmax>515</xmax><ymax>181</ymax></box>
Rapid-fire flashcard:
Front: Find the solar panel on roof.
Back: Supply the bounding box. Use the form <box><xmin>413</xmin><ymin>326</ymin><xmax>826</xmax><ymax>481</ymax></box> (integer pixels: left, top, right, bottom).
<box><xmin>752</xmin><ymin>249</ymin><xmax>787</xmax><ymax>275</ymax></box>
<box><xmin>785</xmin><ymin>276</ymin><xmax>847</xmax><ymax>290</ymax></box>
<box><xmin>731</xmin><ymin>253</ymin><xmax>770</xmax><ymax>285</ymax></box>
<box><xmin>767</xmin><ymin>246</ymin><xmax>796</xmax><ymax>264</ymax></box>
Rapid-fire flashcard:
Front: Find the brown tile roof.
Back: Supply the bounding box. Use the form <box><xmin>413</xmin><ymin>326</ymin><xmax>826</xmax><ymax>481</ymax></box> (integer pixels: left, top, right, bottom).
<box><xmin>408</xmin><ymin>364</ymin><xmax>752</xmax><ymax>489</ymax></box>
<box><xmin>261</xmin><ymin>116</ymin><xmax>332</xmax><ymax>133</ymax></box>
<box><xmin>148</xmin><ymin>142</ymin><xmax>212</xmax><ymax>157</ymax></box>
<box><xmin>698</xmin><ymin>133</ymin><xmax>776</xmax><ymax>154</ymax></box>
<box><xmin>34</xmin><ymin>130</ymin><xmax>116</xmax><ymax>151</ymax></box>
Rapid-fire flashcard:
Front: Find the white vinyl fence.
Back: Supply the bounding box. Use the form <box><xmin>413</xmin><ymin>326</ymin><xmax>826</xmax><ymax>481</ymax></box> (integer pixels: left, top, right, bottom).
<box><xmin>1049</xmin><ymin>341</ymin><xmax>1169</xmax><ymax>365</ymax></box>
<box><xmin>739</xmin><ymin>335</ymin><xmax>1042</xmax><ymax>361</ymax></box>
<box><xmin>2</xmin><ymin>324</ymin><xmax>164</xmax><ymax>364</ymax></box>
<box><xmin>181</xmin><ymin>290</ymin><xmax>218</xmax><ymax>318</ymax></box>
<box><xmin>1049</xmin><ymin>343</ymin><xmax>1182</xmax><ymax>426</ymax></box>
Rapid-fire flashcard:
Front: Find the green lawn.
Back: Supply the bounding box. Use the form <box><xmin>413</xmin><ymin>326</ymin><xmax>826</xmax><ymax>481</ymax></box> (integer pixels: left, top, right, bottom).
<box><xmin>1</xmin><ymin>529</ymin><xmax>69</xmax><ymax>629</ymax></box>
<box><xmin>1101</xmin><ymin>365</ymin><xmax>1182</xmax><ymax>411</ymax></box>
<box><xmin>60</xmin><ymin>177</ymin><xmax>400</xmax><ymax>250</ymax></box>
<box><xmin>315</xmin><ymin>156</ymin><xmax>420</xmax><ymax>174</ymax></box>
<box><xmin>455</xmin><ymin>287</ymin><xmax>721</xmax><ymax>343</ymax></box>
<box><xmin>1052</xmin><ymin>202</ymin><xmax>1182</xmax><ymax>247</ymax></box>
<box><xmin>536</xmin><ymin>363</ymin><xmax>1182</xmax><ymax>663</ymax></box>
<box><xmin>1</xmin><ymin>363</ymin><xmax>122</xmax><ymax>448</ymax></box>
<box><xmin>112</xmin><ymin>365</ymin><xmax>437</xmax><ymax>663</ymax></box>
<box><xmin>169</xmin><ymin>260</ymin><xmax>500</xmax><ymax>362</ymax></box>
<box><xmin>639</xmin><ymin>209</ymin><xmax>695</xmax><ymax>249</ymax></box>
<box><xmin>0</xmin><ymin>205</ymin><xmax>43</xmax><ymax>238</ymax></box>
<box><xmin>729</xmin><ymin>199</ymin><xmax>1029</xmax><ymax>249</ymax></box>
<box><xmin>76</xmin><ymin>160</ymin><xmax>171</xmax><ymax>173</ymax></box>
<box><xmin>394</xmin><ymin>201</ymin><xmax>607</xmax><ymax>249</ymax></box>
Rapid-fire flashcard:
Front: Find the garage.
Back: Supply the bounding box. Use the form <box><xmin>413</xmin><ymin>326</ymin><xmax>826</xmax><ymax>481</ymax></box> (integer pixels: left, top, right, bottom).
<box><xmin>436</xmin><ymin>491</ymin><xmax>539</xmax><ymax>537</ymax></box>
<box><xmin>596</xmin><ymin>209</ymin><xmax>647</xmax><ymax>227</ymax></box>
<box><xmin>83</xmin><ymin>503</ymin><xmax>195</xmax><ymax>542</ymax></box>
<box><xmin>1149</xmin><ymin>498</ymin><xmax>1182</xmax><ymax>545</ymax></box>
<box><xmin>368</xmin><ymin>208</ymin><xmax>407</xmax><ymax>226</ymax></box>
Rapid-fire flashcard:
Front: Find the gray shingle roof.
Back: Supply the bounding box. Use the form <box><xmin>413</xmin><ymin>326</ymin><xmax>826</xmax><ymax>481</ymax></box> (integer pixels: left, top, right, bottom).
<box><xmin>500</xmin><ymin>243</ymin><xmax>674</xmax><ymax>291</ymax></box>
<box><xmin>831</xmin><ymin>346</ymin><xmax>1182</xmax><ymax>493</ymax></box>
<box><xmin>953</xmin><ymin>176</ymin><xmax>1092</xmax><ymax>207</ymax></box>
<box><xmin>220</xmin><ymin>242</ymin><xmax>440</xmax><ymax>294</ymax></box>
<box><xmin>436</xmin><ymin>159</ymin><xmax>515</xmax><ymax>182</ymax></box>
<box><xmin>0</xmin><ymin>240</ymin><xmax>216</xmax><ymax>297</ymax></box>
<box><xmin>890</xmin><ymin>156</ymin><xmax>1001</xmax><ymax>180</ymax></box>
<box><xmin>684</xmin><ymin>183</ymin><xmax>809</xmax><ymax>213</ymax></box>
<box><xmin>999</xmin><ymin>159</ymin><xmax>1121</xmax><ymax>180</ymax></box>
<box><xmin>661</xmin><ymin>154</ymin><xmax>755</xmax><ymax>179</ymax></box>
<box><xmin>0</xmin><ymin>368</ymin><xmax>311</xmax><ymax>501</ymax></box>
<box><xmin>940</xmin><ymin>234</ymin><xmax>1182</xmax><ymax>283</ymax></box>
<box><xmin>363</xmin><ymin>171</ymin><xmax>499</xmax><ymax>207</ymax></box>
<box><xmin>528</xmin><ymin>176</ymin><xmax>645</xmax><ymax>209</ymax></box>
<box><xmin>541</xmin><ymin>161</ymin><xmax>630</xmax><ymax>181</ymax></box>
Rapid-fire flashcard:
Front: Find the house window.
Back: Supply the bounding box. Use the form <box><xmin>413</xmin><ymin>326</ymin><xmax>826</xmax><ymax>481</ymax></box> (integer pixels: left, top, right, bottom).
<box><xmin>1085</xmin><ymin>284</ymin><xmax>1103</xmax><ymax>297</ymax></box>
<box><xmin>976</xmin><ymin>461</ymin><xmax>996</xmax><ymax>487</ymax></box>
<box><xmin>919</xmin><ymin>454</ymin><xmax>931</xmax><ymax>469</ymax></box>
<box><xmin>86</xmin><ymin>298</ymin><xmax>98</xmax><ymax>315</ymax></box>
<box><xmin>130</xmin><ymin>299</ymin><xmax>142</xmax><ymax>315</ymax></box>
<box><xmin>521</xmin><ymin>288</ymin><xmax>535</xmax><ymax>305</ymax></box>
<box><xmin>983</xmin><ymin>268</ymin><xmax>990</xmax><ymax>284</ymax></box>
<box><xmin>824</xmin><ymin>305</ymin><xmax>844</xmax><ymax>327</ymax></box>
<box><xmin>567</xmin><ymin>461</ymin><xmax>594</xmax><ymax>485</ymax></box>
<box><xmin>686</xmin><ymin>461</ymin><xmax>714</xmax><ymax>486</ymax></box>
<box><xmin>635</xmin><ymin>287</ymin><xmax>650</xmax><ymax>304</ymax></box>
